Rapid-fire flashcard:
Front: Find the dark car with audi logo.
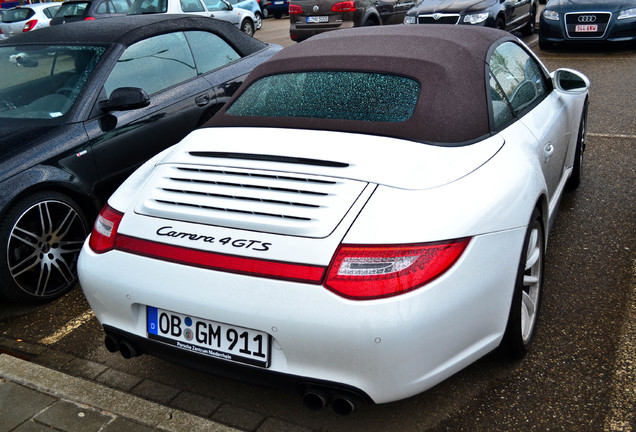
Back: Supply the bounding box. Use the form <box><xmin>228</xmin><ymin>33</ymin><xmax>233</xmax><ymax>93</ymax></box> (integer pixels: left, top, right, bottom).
<box><xmin>539</xmin><ymin>0</ymin><xmax>636</xmax><ymax>49</ymax></box>
<box><xmin>289</xmin><ymin>0</ymin><xmax>412</xmax><ymax>42</ymax></box>
<box><xmin>403</xmin><ymin>0</ymin><xmax>537</xmax><ymax>35</ymax></box>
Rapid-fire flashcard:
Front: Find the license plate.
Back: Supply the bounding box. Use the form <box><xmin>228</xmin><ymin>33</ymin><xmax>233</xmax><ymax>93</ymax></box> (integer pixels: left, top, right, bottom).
<box><xmin>275</xmin><ymin>1</ymin><xmax>283</xmax><ymax>4</ymax></box>
<box><xmin>575</xmin><ymin>24</ymin><xmax>598</xmax><ymax>32</ymax></box>
<box><xmin>147</xmin><ymin>306</ymin><xmax>270</xmax><ymax>367</ymax></box>
<box><xmin>307</xmin><ymin>16</ymin><xmax>329</xmax><ymax>23</ymax></box>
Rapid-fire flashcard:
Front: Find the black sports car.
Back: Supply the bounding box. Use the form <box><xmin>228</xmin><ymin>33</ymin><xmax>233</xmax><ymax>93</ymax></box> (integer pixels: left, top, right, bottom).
<box><xmin>403</xmin><ymin>0</ymin><xmax>537</xmax><ymax>35</ymax></box>
<box><xmin>539</xmin><ymin>0</ymin><xmax>636</xmax><ymax>49</ymax></box>
<box><xmin>0</xmin><ymin>15</ymin><xmax>280</xmax><ymax>303</ymax></box>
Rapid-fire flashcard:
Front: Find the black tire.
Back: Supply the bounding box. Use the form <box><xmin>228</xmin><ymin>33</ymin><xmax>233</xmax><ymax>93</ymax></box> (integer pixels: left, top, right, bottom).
<box><xmin>241</xmin><ymin>18</ymin><xmax>255</xmax><ymax>36</ymax></box>
<box><xmin>0</xmin><ymin>191</ymin><xmax>88</xmax><ymax>304</ymax></box>
<box><xmin>254</xmin><ymin>12</ymin><xmax>262</xmax><ymax>29</ymax></box>
<box><xmin>522</xmin><ymin>5</ymin><xmax>536</xmax><ymax>36</ymax></box>
<box><xmin>501</xmin><ymin>208</ymin><xmax>544</xmax><ymax>359</ymax></box>
<box><xmin>539</xmin><ymin>38</ymin><xmax>554</xmax><ymax>50</ymax></box>
<box><xmin>566</xmin><ymin>100</ymin><xmax>588</xmax><ymax>190</ymax></box>
<box><xmin>261</xmin><ymin>7</ymin><xmax>269</xmax><ymax>19</ymax></box>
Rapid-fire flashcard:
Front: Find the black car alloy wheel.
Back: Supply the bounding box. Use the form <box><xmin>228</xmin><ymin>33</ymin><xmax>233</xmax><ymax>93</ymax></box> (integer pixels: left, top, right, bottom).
<box><xmin>0</xmin><ymin>191</ymin><xmax>88</xmax><ymax>303</ymax></box>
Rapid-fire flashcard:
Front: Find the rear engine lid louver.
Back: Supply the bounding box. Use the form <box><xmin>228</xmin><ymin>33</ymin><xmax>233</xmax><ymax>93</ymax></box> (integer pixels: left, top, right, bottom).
<box><xmin>134</xmin><ymin>164</ymin><xmax>368</xmax><ymax>238</ymax></box>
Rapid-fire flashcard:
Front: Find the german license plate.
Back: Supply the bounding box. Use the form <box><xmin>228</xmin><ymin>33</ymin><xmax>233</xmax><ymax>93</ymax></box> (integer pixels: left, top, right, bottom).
<box><xmin>575</xmin><ymin>24</ymin><xmax>598</xmax><ymax>32</ymax></box>
<box><xmin>275</xmin><ymin>1</ymin><xmax>283</xmax><ymax>4</ymax></box>
<box><xmin>147</xmin><ymin>306</ymin><xmax>270</xmax><ymax>367</ymax></box>
<box><xmin>307</xmin><ymin>16</ymin><xmax>329</xmax><ymax>23</ymax></box>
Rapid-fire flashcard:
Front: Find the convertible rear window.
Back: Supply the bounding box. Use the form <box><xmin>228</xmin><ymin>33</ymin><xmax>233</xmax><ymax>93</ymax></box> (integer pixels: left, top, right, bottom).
<box><xmin>226</xmin><ymin>71</ymin><xmax>420</xmax><ymax>122</ymax></box>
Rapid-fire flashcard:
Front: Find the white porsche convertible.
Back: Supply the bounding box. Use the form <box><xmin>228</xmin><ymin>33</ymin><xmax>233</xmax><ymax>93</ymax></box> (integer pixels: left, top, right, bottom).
<box><xmin>78</xmin><ymin>25</ymin><xmax>590</xmax><ymax>414</ymax></box>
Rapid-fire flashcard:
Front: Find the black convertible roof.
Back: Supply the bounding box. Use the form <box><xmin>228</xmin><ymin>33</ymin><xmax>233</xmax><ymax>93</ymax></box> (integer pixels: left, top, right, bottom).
<box><xmin>0</xmin><ymin>15</ymin><xmax>266</xmax><ymax>56</ymax></box>
<box><xmin>208</xmin><ymin>25</ymin><xmax>517</xmax><ymax>144</ymax></box>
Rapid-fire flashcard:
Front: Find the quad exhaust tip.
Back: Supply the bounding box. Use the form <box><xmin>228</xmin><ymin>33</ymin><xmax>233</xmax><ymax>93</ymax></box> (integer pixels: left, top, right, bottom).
<box><xmin>104</xmin><ymin>333</ymin><xmax>142</xmax><ymax>359</ymax></box>
<box><xmin>302</xmin><ymin>388</ymin><xmax>361</xmax><ymax>415</ymax></box>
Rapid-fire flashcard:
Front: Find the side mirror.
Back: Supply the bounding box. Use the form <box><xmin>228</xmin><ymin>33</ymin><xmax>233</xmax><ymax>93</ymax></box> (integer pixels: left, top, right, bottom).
<box><xmin>553</xmin><ymin>68</ymin><xmax>590</xmax><ymax>93</ymax></box>
<box><xmin>99</xmin><ymin>87</ymin><xmax>150</xmax><ymax>112</ymax></box>
<box><xmin>221</xmin><ymin>0</ymin><xmax>233</xmax><ymax>10</ymax></box>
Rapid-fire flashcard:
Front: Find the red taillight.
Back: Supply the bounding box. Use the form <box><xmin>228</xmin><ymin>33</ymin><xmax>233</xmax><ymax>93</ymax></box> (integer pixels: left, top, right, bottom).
<box><xmin>84</xmin><ymin>16</ymin><xmax>96</xmax><ymax>21</ymax></box>
<box><xmin>23</xmin><ymin>19</ymin><xmax>37</xmax><ymax>32</ymax></box>
<box><xmin>88</xmin><ymin>205</ymin><xmax>123</xmax><ymax>254</ymax></box>
<box><xmin>324</xmin><ymin>239</ymin><xmax>470</xmax><ymax>300</ymax></box>
<box><xmin>289</xmin><ymin>4</ymin><xmax>302</xmax><ymax>14</ymax></box>
<box><xmin>331</xmin><ymin>1</ymin><xmax>355</xmax><ymax>12</ymax></box>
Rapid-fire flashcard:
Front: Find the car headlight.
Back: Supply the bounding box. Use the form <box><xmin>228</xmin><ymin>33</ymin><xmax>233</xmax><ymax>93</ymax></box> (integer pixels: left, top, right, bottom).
<box><xmin>618</xmin><ymin>7</ymin><xmax>636</xmax><ymax>19</ymax></box>
<box><xmin>404</xmin><ymin>15</ymin><xmax>416</xmax><ymax>24</ymax></box>
<box><xmin>463</xmin><ymin>12</ymin><xmax>489</xmax><ymax>24</ymax></box>
<box><xmin>542</xmin><ymin>9</ymin><xmax>559</xmax><ymax>21</ymax></box>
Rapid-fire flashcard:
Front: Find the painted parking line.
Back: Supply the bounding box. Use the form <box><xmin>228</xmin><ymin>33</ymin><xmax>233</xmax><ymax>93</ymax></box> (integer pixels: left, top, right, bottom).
<box><xmin>38</xmin><ymin>310</ymin><xmax>95</xmax><ymax>345</ymax></box>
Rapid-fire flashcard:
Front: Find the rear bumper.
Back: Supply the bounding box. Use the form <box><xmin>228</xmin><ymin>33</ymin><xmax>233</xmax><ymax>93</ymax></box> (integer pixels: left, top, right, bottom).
<box><xmin>79</xmin><ymin>226</ymin><xmax>525</xmax><ymax>404</ymax></box>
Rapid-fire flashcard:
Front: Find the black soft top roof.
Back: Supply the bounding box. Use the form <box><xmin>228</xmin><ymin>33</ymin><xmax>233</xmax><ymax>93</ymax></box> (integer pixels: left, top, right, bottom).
<box><xmin>0</xmin><ymin>15</ymin><xmax>266</xmax><ymax>56</ymax></box>
<box><xmin>208</xmin><ymin>25</ymin><xmax>516</xmax><ymax>144</ymax></box>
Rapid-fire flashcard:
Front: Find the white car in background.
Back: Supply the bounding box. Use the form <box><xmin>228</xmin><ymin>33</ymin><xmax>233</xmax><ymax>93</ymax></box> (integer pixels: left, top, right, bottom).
<box><xmin>128</xmin><ymin>0</ymin><xmax>259</xmax><ymax>35</ymax></box>
<box><xmin>0</xmin><ymin>3</ymin><xmax>60</xmax><ymax>39</ymax></box>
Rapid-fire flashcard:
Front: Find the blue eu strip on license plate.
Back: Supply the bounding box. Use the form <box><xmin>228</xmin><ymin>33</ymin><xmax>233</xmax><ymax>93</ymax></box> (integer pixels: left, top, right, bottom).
<box><xmin>146</xmin><ymin>306</ymin><xmax>271</xmax><ymax>368</ymax></box>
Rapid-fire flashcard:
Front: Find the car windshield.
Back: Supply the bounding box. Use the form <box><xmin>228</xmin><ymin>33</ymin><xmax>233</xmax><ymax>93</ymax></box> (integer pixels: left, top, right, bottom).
<box><xmin>128</xmin><ymin>0</ymin><xmax>169</xmax><ymax>14</ymax></box>
<box><xmin>226</xmin><ymin>71</ymin><xmax>420</xmax><ymax>122</ymax></box>
<box><xmin>2</xmin><ymin>8</ymin><xmax>34</xmax><ymax>23</ymax></box>
<box><xmin>0</xmin><ymin>45</ymin><xmax>106</xmax><ymax>119</ymax></box>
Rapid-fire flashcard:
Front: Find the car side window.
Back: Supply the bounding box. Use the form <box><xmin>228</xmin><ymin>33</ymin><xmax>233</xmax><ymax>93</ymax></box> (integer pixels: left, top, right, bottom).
<box><xmin>185</xmin><ymin>31</ymin><xmax>240</xmax><ymax>74</ymax></box>
<box><xmin>96</xmin><ymin>0</ymin><xmax>109</xmax><ymax>13</ymax></box>
<box><xmin>180</xmin><ymin>0</ymin><xmax>205</xmax><ymax>11</ymax></box>
<box><xmin>488</xmin><ymin>42</ymin><xmax>547</xmax><ymax>129</ymax></box>
<box><xmin>104</xmin><ymin>32</ymin><xmax>197</xmax><ymax>98</ymax></box>
<box><xmin>111</xmin><ymin>0</ymin><xmax>131</xmax><ymax>12</ymax></box>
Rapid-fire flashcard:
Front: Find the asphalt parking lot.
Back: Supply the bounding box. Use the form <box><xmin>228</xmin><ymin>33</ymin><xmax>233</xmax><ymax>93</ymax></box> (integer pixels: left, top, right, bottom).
<box><xmin>1</xmin><ymin>16</ymin><xmax>635</xmax><ymax>432</ymax></box>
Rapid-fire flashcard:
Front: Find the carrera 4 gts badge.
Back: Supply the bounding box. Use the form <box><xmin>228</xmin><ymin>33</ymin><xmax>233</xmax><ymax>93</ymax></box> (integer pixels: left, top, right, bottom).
<box><xmin>156</xmin><ymin>226</ymin><xmax>271</xmax><ymax>251</ymax></box>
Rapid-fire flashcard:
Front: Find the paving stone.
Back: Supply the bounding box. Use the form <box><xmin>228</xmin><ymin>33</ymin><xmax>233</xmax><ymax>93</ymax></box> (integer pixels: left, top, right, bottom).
<box><xmin>62</xmin><ymin>358</ymin><xmax>108</xmax><ymax>380</ymax></box>
<box><xmin>11</xmin><ymin>419</ymin><xmax>56</xmax><ymax>432</ymax></box>
<box><xmin>96</xmin><ymin>368</ymin><xmax>143</xmax><ymax>392</ymax></box>
<box><xmin>0</xmin><ymin>381</ymin><xmax>56</xmax><ymax>432</ymax></box>
<box><xmin>132</xmin><ymin>379</ymin><xmax>181</xmax><ymax>404</ymax></box>
<box><xmin>170</xmin><ymin>391</ymin><xmax>221</xmax><ymax>417</ymax></box>
<box><xmin>211</xmin><ymin>404</ymin><xmax>264</xmax><ymax>431</ymax></box>
<box><xmin>0</xmin><ymin>339</ymin><xmax>46</xmax><ymax>356</ymax></box>
<box><xmin>34</xmin><ymin>400</ymin><xmax>114</xmax><ymax>432</ymax></box>
<box><xmin>100</xmin><ymin>417</ymin><xmax>156</xmax><ymax>432</ymax></box>
<box><xmin>34</xmin><ymin>349</ymin><xmax>74</xmax><ymax>370</ymax></box>
<box><xmin>257</xmin><ymin>418</ymin><xmax>314</xmax><ymax>432</ymax></box>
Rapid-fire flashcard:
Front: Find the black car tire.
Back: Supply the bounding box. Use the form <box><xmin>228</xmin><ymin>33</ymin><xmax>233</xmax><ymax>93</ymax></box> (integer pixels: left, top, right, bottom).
<box><xmin>501</xmin><ymin>208</ymin><xmax>544</xmax><ymax>359</ymax></box>
<box><xmin>539</xmin><ymin>38</ymin><xmax>554</xmax><ymax>50</ymax></box>
<box><xmin>521</xmin><ymin>5</ymin><xmax>536</xmax><ymax>36</ymax></box>
<box><xmin>241</xmin><ymin>18</ymin><xmax>255</xmax><ymax>36</ymax></box>
<box><xmin>0</xmin><ymin>191</ymin><xmax>89</xmax><ymax>304</ymax></box>
<box><xmin>566</xmin><ymin>100</ymin><xmax>588</xmax><ymax>190</ymax></box>
<box><xmin>262</xmin><ymin>7</ymin><xmax>269</xmax><ymax>18</ymax></box>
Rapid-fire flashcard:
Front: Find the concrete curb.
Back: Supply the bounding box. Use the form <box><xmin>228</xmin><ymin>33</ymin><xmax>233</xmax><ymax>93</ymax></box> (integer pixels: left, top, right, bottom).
<box><xmin>0</xmin><ymin>354</ymin><xmax>238</xmax><ymax>432</ymax></box>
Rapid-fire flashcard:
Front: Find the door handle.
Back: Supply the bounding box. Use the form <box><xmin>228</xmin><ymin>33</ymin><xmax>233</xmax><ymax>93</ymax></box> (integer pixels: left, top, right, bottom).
<box><xmin>195</xmin><ymin>94</ymin><xmax>210</xmax><ymax>107</ymax></box>
<box><xmin>544</xmin><ymin>143</ymin><xmax>554</xmax><ymax>163</ymax></box>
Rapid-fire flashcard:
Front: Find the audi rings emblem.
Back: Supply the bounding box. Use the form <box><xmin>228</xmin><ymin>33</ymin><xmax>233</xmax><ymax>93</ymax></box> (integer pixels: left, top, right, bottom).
<box><xmin>313</xmin><ymin>4</ymin><xmax>319</xmax><ymax>12</ymax></box>
<box><xmin>578</xmin><ymin>15</ymin><xmax>597</xmax><ymax>23</ymax></box>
